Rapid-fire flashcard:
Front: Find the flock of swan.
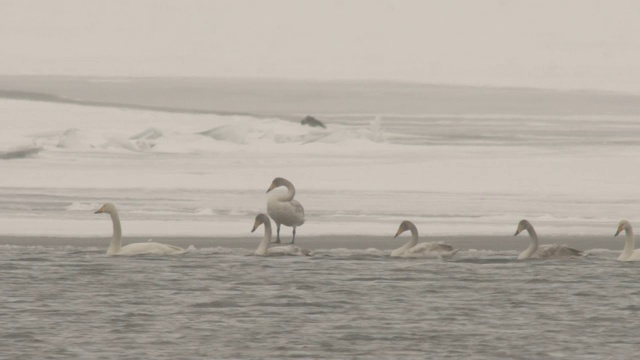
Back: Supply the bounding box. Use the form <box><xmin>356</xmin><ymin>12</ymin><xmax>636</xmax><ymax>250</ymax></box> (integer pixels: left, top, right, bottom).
<box><xmin>94</xmin><ymin>177</ymin><xmax>640</xmax><ymax>262</ymax></box>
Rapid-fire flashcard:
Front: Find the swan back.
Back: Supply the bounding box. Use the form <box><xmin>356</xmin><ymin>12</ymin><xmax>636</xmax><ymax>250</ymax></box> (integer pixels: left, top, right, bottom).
<box><xmin>117</xmin><ymin>242</ymin><xmax>185</xmax><ymax>256</ymax></box>
<box><xmin>267</xmin><ymin>245</ymin><xmax>311</xmax><ymax>256</ymax></box>
<box><xmin>534</xmin><ymin>244</ymin><xmax>583</xmax><ymax>259</ymax></box>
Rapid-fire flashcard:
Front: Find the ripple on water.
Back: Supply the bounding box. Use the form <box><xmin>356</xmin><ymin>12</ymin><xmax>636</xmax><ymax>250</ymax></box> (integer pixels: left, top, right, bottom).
<box><xmin>1</xmin><ymin>244</ymin><xmax>638</xmax><ymax>359</ymax></box>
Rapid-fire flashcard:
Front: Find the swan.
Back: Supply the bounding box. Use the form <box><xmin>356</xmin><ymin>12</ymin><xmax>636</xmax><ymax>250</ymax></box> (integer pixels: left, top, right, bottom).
<box><xmin>391</xmin><ymin>220</ymin><xmax>459</xmax><ymax>258</ymax></box>
<box><xmin>614</xmin><ymin>220</ymin><xmax>640</xmax><ymax>261</ymax></box>
<box><xmin>513</xmin><ymin>219</ymin><xmax>582</xmax><ymax>260</ymax></box>
<box><xmin>95</xmin><ymin>203</ymin><xmax>185</xmax><ymax>256</ymax></box>
<box><xmin>251</xmin><ymin>214</ymin><xmax>310</xmax><ymax>256</ymax></box>
<box><xmin>266</xmin><ymin>177</ymin><xmax>305</xmax><ymax>243</ymax></box>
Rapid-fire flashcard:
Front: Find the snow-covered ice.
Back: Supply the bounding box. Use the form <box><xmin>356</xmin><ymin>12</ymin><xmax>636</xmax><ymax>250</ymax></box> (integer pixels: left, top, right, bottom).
<box><xmin>1</xmin><ymin>88</ymin><xmax>639</xmax><ymax>239</ymax></box>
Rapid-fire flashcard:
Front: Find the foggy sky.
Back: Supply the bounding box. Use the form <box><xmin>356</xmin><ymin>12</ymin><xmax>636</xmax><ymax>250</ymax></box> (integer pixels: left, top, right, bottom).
<box><xmin>2</xmin><ymin>0</ymin><xmax>640</xmax><ymax>92</ymax></box>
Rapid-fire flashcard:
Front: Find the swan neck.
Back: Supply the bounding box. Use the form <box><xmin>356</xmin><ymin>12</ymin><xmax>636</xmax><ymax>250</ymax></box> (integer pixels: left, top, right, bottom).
<box><xmin>391</xmin><ymin>224</ymin><xmax>419</xmax><ymax>257</ymax></box>
<box><xmin>255</xmin><ymin>220</ymin><xmax>272</xmax><ymax>255</ymax></box>
<box><xmin>107</xmin><ymin>211</ymin><xmax>123</xmax><ymax>255</ymax></box>
<box><xmin>622</xmin><ymin>227</ymin><xmax>635</xmax><ymax>257</ymax></box>
<box><xmin>408</xmin><ymin>223</ymin><xmax>419</xmax><ymax>246</ymax></box>
<box><xmin>280</xmin><ymin>180</ymin><xmax>296</xmax><ymax>201</ymax></box>
<box><xmin>519</xmin><ymin>227</ymin><xmax>538</xmax><ymax>259</ymax></box>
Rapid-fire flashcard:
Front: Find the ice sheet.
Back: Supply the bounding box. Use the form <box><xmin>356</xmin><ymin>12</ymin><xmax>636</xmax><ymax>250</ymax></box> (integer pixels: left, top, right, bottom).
<box><xmin>1</xmin><ymin>97</ymin><xmax>639</xmax><ymax>238</ymax></box>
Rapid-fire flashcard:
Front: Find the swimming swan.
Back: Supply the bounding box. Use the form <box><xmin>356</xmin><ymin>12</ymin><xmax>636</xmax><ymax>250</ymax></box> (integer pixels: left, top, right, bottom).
<box><xmin>95</xmin><ymin>203</ymin><xmax>185</xmax><ymax>256</ymax></box>
<box><xmin>614</xmin><ymin>220</ymin><xmax>640</xmax><ymax>261</ymax></box>
<box><xmin>266</xmin><ymin>177</ymin><xmax>305</xmax><ymax>244</ymax></box>
<box><xmin>251</xmin><ymin>214</ymin><xmax>310</xmax><ymax>256</ymax></box>
<box><xmin>391</xmin><ymin>220</ymin><xmax>459</xmax><ymax>258</ymax></box>
<box><xmin>513</xmin><ymin>219</ymin><xmax>582</xmax><ymax>260</ymax></box>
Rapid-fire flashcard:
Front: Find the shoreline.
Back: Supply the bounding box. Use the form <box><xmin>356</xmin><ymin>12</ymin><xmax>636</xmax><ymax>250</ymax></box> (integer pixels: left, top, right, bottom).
<box><xmin>0</xmin><ymin>235</ymin><xmax>621</xmax><ymax>251</ymax></box>
<box><xmin>2</xmin><ymin>75</ymin><xmax>640</xmax><ymax>117</ymax></box>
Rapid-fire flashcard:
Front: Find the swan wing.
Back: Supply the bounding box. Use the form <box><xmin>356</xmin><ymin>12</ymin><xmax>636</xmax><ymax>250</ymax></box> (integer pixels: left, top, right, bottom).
<box><xmin>291</xmin><ymin>200</ymin><xmax>305</xmax><ymax>219</ymax></box>
<box><xmin>534</xmin><ymin>244</ymin><xmax>582</xmax><ymax>259</ymax></box>
<box><xmin>267</xmin><ymin>245</ymin><xmax>311</xmax><ymax>256</ymax></box>
<box><xmin>403</xmin><ymin>242</ymin><xmax>459</xmax><ymax>258</ymax></box>
<box><xmin>116</xmin><ymin>242</ymin><xmax>185</xmax><ymax>256</ymax></box>
<box><xmin>267</xmin><ymin>199</ymin><xmax>305</xmax><ymax>226</ymax></box>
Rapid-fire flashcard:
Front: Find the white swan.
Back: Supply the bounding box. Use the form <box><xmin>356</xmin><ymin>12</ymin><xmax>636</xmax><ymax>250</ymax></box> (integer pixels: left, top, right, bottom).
<box><xmin>513</xmin><ymin>219</ymin><xmax>582</xmax><ymax>260</ymax></box>
<box><xmin>614</xmin><ymin>220</ymin><xmax>640</xmax><ymax>261</ymax></box>
<box><xmin>251</xmin><ymin>214</ymin><xmax>310</xmax><ymax>256</ymax></box>
<box><xmin>95</xmin><ymin>203</ymin><xmax>185</xmax><ymax>256</ymax></box>
<box><xmin>391</xmin><ymin>220</ymin><xmax>459</xmax><ymax>258</ymax></box>
<box><xmin>266</xmin><ymin>177</ymin><xmax>305</xmax><ymax>243</ymax></box>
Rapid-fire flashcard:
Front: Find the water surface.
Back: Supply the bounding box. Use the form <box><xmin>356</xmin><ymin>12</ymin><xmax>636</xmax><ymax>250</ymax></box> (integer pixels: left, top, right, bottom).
<box><xmin>2</xmin><ymin>242</ymin><xmax>636</xmax><ymax>359</ymax></box>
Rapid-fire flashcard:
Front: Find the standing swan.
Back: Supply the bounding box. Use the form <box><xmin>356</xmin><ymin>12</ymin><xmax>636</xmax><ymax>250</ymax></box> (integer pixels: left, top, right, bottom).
<box><xmin>513</xmin><ymin>219</ymin><xmax>582</xmax><ymax>260</ymax></box>
<box><xmin>614</xmin><ymin>220</ymin><xmax>640</xmax><ymax>261</ymax></box>
<box><xmin>95</xmin><ymin>203</ymin><xmax>185</xmax><ymax>256</ymax></box>
<box><xmin>251</xmin><ymin>214</ymin><xmax>310</xmax><ymax>256</ymax></box>
<box><xmin>266</xmin><ymin>177</ymin><xmax>305</xmax><ymax>244</ymax></box>
<box><xmin>391</xmin><ymin>220</ymin><xmax>459</xmax><ymax>258</ymax></box>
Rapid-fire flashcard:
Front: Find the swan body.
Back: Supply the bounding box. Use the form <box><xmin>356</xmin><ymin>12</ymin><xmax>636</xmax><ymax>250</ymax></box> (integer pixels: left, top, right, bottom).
<box><xmin>391</xmin><ymin>220</ymin><xmax>459</xmax><ymax>258</ymax></box>
<box><xmin>513</xmin><ymin>219</ymin><xmax>582</xmax><ymax>260</ymax></box>
<box><xmin>251</xmin><ymin>214</ymin><xmax>310</xmax><ymax>256</ymax></box>
<box><xmin>95</xmin><ymin>203</ymin><xmax>185</xmax><ymax>256</ymax></box>
<box><xmin>615</xmin><ymin>220</ymin><xmax>640</xmax><ymax>261</ymax></box>
<box><xmin>266</xmin><ymin>178</ymin><xmax>305</xmax><ymax>243</ymax></box>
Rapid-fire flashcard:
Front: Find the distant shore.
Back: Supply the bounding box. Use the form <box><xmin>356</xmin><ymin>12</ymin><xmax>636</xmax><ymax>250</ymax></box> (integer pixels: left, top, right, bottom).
<box><xmin>2</xmin><ymin>75</ymin><xmax>640</xmax><ymax>117</ymax></box>
<box><xmin>0</xmin><ymin>235</ymin><xmax>620</xmax><ymax>251</ymax></box>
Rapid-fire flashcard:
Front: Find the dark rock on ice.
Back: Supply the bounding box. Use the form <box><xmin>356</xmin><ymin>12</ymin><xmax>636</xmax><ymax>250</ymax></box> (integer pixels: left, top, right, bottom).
<box><xmin>301</xmin><ymin>116</ymin><xmax>326</xmax><ymax>128</ymax></box>
<box><xmin>0</xmin><ymin>145</ymin><xmax>43</xmax><ymax>159</ymax></box>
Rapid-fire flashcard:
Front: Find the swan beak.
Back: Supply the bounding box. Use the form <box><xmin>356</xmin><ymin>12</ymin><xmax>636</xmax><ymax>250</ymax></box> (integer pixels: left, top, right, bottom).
<box><xmin>251</xmin><ymin>222</ymin><xmax>259</xmax><ymax>232</ymax></box>
<box><xmin>615</xmin><ymin>228</ymin><xmax>622</xmax><ymax>237</ymax></box>
<box><xmin>266</xmin><ymin>182</ymin><xmax>277</xmax><ymax>193</ymax></box>
<box><xmin>94</xmin><ymin>208</ymin><xmax>103</xmax><ymax>214</ymax></box>
<box><xmin>394</xmin><ymin>228</ymin><xmax>403</xmax><ymax>238</ymax></box>
<box><xmin>513</xmin><ymin>229</ymin><xmax>521</xmax><ymax>236</ymax></box>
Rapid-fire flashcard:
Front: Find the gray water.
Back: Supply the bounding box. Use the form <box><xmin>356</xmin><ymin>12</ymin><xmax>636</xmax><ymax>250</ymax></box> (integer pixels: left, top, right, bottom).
<box><xmin>2</xmin><ymin>243</ymin><xmax>638</xmax><ymax>359</ymax></box>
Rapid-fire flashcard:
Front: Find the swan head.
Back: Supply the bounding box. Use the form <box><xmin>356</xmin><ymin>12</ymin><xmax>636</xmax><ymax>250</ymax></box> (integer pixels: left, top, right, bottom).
<box><xmin>95</xmin><ymin>203</ymin><xmax>117</xmax><ymax>215</ymax></box>
<box><xmin>251</xmin><ymin>213</ymin><xmax>271</xmax><ymax>232</ymax></box>
<box><xmin>514</xmin><ymin>219</ymin><xmax>531</xmax><ymax>236</ymax></box>
<box><xmin>394</xmin><ymin>220</ymin><xmax>415</xmax><ymax>238</ymax></box>
<box><xmin>615</xmin><ymin>219</ymin><xmax>632</xmax><ymax>236</ymax></box>
<box><xmin>266</xmin><ymin>177</ymin><xmax>289</xmax><ymax>193</ymax></box>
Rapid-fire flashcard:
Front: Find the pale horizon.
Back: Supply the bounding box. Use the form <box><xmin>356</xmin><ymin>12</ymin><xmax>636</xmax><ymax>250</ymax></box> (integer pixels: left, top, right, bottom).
<box><xmin>3</xmin><ymin>0</ymin><xmax>640</xmax><ymax>93</ymax></box>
